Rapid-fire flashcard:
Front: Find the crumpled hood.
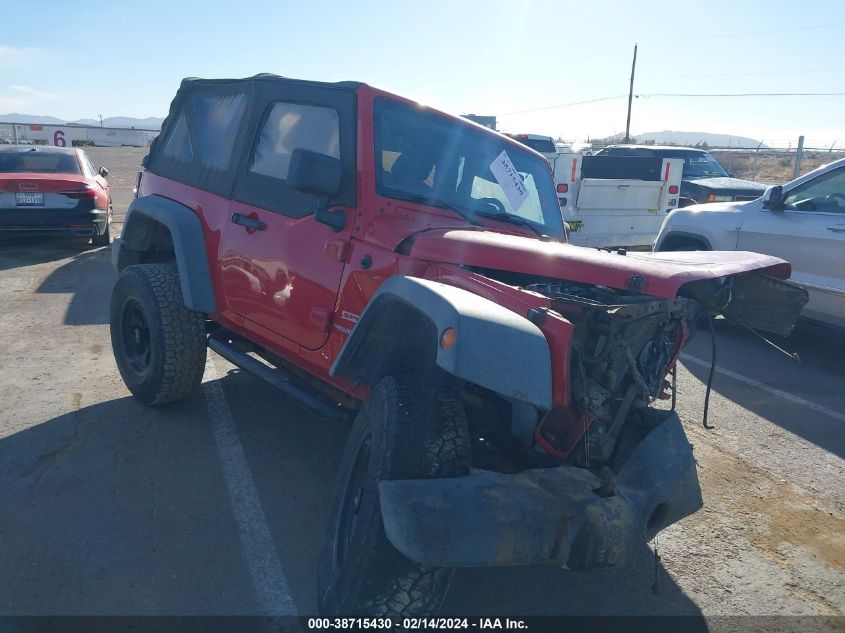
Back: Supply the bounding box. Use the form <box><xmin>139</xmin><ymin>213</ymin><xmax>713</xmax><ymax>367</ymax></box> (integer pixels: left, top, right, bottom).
<box><xmin>410</xmin><ymin>229</ymin><xmax>791</xmax><ymax>300</ymax></box>
<box><xmin>686</xmin><ymin>176</ymin><xmax>766</xmax><ymax>192</ymax></box>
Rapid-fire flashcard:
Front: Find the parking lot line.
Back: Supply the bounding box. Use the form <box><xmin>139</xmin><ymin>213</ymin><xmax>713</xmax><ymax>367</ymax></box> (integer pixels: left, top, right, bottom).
<box><xmin>204</xmin><ymin>356</ymin><xmax>296</xmax><ymax>615</ymax></box>
<box><xmin>680</xmin><ymin>352</ymin><xmax>845</xmax><ymax>424</ymax></box>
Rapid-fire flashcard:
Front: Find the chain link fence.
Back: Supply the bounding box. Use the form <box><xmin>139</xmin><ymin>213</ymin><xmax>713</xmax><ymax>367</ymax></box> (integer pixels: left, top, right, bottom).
<box><xmin>1</xmin><ymin>122</ymin><xmax>157</xmax><ymax>227</ymax></box>
<box><xmin>86</xmin><ymin>146</ymin><xmax>150</xmax><ymax>225</ymax></box>
<box><xmin>3</xmin><ymin>121</ymin><xmax>844</xmax><ymax>223</ymax></box>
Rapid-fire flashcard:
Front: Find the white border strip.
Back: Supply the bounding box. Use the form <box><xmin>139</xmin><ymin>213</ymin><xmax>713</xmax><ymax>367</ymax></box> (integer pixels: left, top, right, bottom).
<box><xmin>204</xmin><ymin>357</ymin><xmax>295</xmax><ymax>615</ymax></box>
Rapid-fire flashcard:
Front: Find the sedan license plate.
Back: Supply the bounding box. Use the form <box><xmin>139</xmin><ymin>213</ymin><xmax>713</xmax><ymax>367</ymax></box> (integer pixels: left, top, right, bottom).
<box><xmin>16</xmin><ymin>192</ymin><xmax>44</xmax><ymax>206</ymax></box>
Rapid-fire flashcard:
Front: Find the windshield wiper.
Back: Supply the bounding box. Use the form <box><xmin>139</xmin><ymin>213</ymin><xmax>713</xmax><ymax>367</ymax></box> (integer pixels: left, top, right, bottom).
<box><xmin>475</xmin><ymin>211</ymin><xmax>550</xmax><ymax>239</ymax></box>
<box><xmin>386</xmin><ymin>191</ymin><xmax>482</xmax><ymax>226</ymax></box>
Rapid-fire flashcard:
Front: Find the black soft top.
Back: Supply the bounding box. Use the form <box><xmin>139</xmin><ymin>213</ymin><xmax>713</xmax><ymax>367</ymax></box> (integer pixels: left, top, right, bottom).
<box><xmin>175</xmin><ymin>73</ymin><xmax>364</xmax><ymax>93</ymax></box>
<box><xmin>146</xmin><ymin>74</ymin><xmax>360</xmax><ymax>207</ymax></box>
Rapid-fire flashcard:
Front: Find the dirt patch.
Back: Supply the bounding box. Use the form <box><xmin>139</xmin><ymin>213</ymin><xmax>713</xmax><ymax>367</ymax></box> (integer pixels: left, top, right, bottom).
<box><xmin>690</xmin><ymin>427</ymin><xmax>845</xmax><ymax>571</ymax></box>
<box><xmin>711</xmin><ymin>151</ymin><xmax>836</xmax><ymax>184</ymax></box>
<box><xmin>670</xmin><ymin>422</ymin><xmax>845</xmax><ymax>615</ymax></box>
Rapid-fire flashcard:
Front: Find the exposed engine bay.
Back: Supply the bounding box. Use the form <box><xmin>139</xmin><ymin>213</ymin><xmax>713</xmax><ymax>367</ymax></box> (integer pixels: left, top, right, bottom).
<box><xmin>525</xmin><ymin>279</ymin><xmax>700</xmax><ymax>467</ymax></box>
<box><xmin>464</xmin><ymin>268</ymin><xmax>807</xmax><ymax>474</ymax></box>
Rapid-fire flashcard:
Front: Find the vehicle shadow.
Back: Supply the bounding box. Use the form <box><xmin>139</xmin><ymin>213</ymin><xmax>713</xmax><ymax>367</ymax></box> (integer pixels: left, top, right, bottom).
<box><xmin>0</xmin><ymin>390</ymin><xmax>259</xmax><ymax>615</ymax></box>
<box><xmin>682</xmin><ymin>318</ymin><xmax>845</xmax><ymax>458</ymax></box>
<box><xmin>0</xmin><ymin>369</ymin><xmax>705</xmax><ymax>618</ymax></box>
<box><xmin>34</xmin><ymin>245</ymin><xmax>115</xmax><ymax>325</ymax></box>
<box><xmin>0</xmin><ymin>236</ymin><xmax>101</xmax><ymax>272</ymax></box>
<box><xmin>218</xmin><ymin>369</ymin><xmax>706</xmax><ymax>618</ymax></box>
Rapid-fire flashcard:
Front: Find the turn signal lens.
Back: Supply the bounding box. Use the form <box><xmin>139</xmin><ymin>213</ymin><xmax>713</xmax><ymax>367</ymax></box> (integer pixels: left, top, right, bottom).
<box><xmin>668</xmin><ymin>185</ymin><xmax>679</xmax><ymax>194</ymax></box>
<box><xmin>556</xmin><ymin>183</ymin><xmax>568</xmax><ymax>193</ymax></box>
<box><xmin>440</xmin><ymin>327</ymin><xmax>457</xmax><ymax>349</ymax></box>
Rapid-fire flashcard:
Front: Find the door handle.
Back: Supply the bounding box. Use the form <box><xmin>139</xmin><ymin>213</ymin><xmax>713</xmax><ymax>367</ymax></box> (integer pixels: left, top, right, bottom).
<box><xmin>827</xmin><ymin>226</ymin><xmax>845</xmax><ymax>233</ymax></box>
<box><xmin>231</xmin><ymin>212</ymin><xmax>266</xmax><ymax>231</ymax></box>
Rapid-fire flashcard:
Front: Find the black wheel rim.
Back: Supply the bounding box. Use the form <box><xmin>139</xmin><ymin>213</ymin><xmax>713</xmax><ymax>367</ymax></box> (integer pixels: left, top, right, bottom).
<box><xmin>336</xmin><ymin>433</ymin><xmax>372</xmax><ymax>569</ymax></box>
<box><xmin>121</xmin><ymin>298</ymin><xmax>152</xmax><ymax>375</ymax></box>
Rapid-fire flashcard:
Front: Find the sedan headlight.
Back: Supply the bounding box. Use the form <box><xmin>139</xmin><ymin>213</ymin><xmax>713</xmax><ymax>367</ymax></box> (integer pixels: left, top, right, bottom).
<box><xmin>707</xmin><ymin>194</ymin><xmax>733</xmax><ymax>202</ymax></box>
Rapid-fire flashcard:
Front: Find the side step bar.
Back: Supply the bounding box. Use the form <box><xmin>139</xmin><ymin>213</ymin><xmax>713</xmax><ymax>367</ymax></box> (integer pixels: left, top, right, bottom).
<box><xmin>207</xmin><ymin>331</ymin><xmax>350</xmax><ymax>420</ymax></box>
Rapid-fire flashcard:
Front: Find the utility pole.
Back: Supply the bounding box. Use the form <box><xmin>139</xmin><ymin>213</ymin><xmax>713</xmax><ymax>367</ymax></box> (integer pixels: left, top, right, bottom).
<box><xmin>98</xmin><ymin>114</ymin><xmax>103</xmax><ymax>127</ymax></box>
<box><xmin>624</xmin><ymin>44</ymin><xmax>638</xmax><ymax>144</ymax></box>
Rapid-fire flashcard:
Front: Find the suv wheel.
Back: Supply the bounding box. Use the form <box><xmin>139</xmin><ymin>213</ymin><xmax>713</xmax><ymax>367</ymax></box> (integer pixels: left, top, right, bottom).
<box><xmin>318</xmin><ymin>374</ymin><xmax>471</xmax><ymax>616</ymax></box>
<box><xmin>110</xmin><ymin>263</ymin><xmax>206</xmax><ymax>405</ymax></box>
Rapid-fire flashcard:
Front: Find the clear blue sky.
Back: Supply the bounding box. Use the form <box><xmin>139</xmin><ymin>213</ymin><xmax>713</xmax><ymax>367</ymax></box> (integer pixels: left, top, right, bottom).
<box><xmin>2</xmin><ymin>0</ymin><xmax>843</xmax><ymax>146</ymax></box>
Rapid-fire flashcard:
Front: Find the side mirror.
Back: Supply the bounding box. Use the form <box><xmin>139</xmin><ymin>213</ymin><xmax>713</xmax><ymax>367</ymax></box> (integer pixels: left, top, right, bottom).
<box><xmin>762</xmin><ymin>185</ymin><xmax>783</xmax><ymax>210</ymax></box>
<box><xmin>288</xmin><ymin>148</ymin><xmax>346</xmax><ymax>232</ymax></box>
<box><xmin>727</xmin><ymin>172</ymin><xmax>735</xmax><ymax>178</ymax></box>
<box><xmin>99</xmin><ymin>166</ymin><xmax>109</xmax><ymax>178</ymax></box>
<box><xmin>288</xmin><ymin>148</ymin><xmax>341</xmax><ymax>197</ymax></box>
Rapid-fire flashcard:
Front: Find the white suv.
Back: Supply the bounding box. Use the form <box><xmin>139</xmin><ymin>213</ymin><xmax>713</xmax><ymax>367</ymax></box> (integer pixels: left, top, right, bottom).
<box><xmin>654</xmin><ymin>158</ymin><xmax>845</xmax><ymax>328</ymax></box>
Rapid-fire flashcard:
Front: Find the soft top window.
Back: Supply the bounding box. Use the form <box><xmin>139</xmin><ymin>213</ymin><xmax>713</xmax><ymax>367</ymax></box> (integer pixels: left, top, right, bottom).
<box><xmin>162</xmin><ymin>114</ymin><xmax>193</xmax><ymax>162</ymax></box>
<box><xmin>193</xmin><ymin>93</ymin><xmax>247</xmax><ymax>170</ymax></box>
<box><xmin>0</xmin><ymin>150</ymin><xmax>80</xmax><ymax>174</ymax></box>
<box><xmin>250</xmin><ymin>102</ymin><xmax>340</xmax><ymax>180</ymax></box>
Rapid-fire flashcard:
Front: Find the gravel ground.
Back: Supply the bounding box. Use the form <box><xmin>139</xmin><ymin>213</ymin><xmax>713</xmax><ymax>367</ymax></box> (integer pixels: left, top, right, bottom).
<box><xmin>0</xmin><ymin>238</ymin><xmax>842</xmax><ymax>628</ymax></box>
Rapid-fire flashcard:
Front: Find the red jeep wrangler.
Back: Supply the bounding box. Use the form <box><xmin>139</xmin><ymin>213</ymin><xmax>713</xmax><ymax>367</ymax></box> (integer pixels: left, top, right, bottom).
<box><xmin>109</xmin><ymin>75</ymin><xmax>807</xmax><ymax>615</ymax></box>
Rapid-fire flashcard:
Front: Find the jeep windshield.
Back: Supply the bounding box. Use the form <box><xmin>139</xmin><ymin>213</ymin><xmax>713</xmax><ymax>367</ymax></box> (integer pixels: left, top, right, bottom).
<box><xmin>374</xmin><ymin>99</ymin><xmax>564</xmax><ymax>238</ymax></box>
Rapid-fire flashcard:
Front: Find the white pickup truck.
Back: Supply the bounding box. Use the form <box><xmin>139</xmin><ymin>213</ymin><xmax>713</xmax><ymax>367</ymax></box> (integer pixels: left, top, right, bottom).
<box><xmin>505</xmin><ymin>135</ymin><xmax>683</xmax><ymax>249</ymax></box>
<box><xmin>554</xmin><ymin>154</ymin><xmax>684</xmax><ymax>249</ymax></box>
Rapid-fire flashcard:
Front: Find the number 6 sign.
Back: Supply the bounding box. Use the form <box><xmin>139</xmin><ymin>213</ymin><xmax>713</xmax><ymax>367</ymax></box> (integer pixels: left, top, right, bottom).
<box><xmin>52</xmin><ymin>130</ymin><xmax>68</xmax><ymax>147</ymax></box>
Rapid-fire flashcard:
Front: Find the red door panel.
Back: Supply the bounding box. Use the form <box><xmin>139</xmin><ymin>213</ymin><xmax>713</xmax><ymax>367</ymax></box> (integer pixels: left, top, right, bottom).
<box><xmin>219</xmin><ymin>202</ymin><xmax>351</xmax><ymax>351</ymax></box>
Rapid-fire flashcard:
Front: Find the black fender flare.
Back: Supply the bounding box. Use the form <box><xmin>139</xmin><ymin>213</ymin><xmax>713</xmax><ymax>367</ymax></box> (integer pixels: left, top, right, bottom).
<box><xmin>111</xmin><ymin>195</ymin><xmax>217</xmax><ymax>313</ymax></box>
<box><xmin>331</xmin><ymin>276</ymin><xmax>553</xmax><ymax>410</ymax></box>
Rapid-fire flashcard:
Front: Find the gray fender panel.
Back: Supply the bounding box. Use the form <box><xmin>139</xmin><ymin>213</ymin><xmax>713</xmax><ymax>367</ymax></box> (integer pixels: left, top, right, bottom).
<box><xmin>113</xmin><ymin>195</ymin><xmax>217</xmax><ymax>313</ymax></box>
<box><xmin>331</xmin><ymin>276</ymin><xmax>552</xmax><ymax>409</ymax></box>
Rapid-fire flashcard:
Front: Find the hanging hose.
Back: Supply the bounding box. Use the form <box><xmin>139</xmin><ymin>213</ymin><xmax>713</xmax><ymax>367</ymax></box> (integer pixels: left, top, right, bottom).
<box><xmin>703</xmin><ymin>316</ymin><xmax>716</xmax><ymax>430</ymax></box>
<box><xmin>671</xmin><ymin>363</ymin><xmax>677</xmax><ymax>411</ymax></box>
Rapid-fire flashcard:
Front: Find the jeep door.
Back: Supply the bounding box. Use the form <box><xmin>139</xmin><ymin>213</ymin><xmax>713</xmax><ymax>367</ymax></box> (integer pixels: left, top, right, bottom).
<box><xmin>218</xmin><ymin>82</ymin><xmax>357</xmax><ymax>350</ymax></box>
<box><xmin>736</xmin><ymin>165</ymin><xmax>845</xmax><ymax>328</ymax></box>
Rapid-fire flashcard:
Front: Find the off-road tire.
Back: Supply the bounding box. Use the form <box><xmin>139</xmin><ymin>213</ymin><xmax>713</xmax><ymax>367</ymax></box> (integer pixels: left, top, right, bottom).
<box><xmin>318</xmin><ymin>374</ymin><xmax>471</xmax><ymax>617</ymax></box>
<box><xmin>110</xmin><ymin>263</ymin><xmax>206</xmax><ymax>405</ymax></box>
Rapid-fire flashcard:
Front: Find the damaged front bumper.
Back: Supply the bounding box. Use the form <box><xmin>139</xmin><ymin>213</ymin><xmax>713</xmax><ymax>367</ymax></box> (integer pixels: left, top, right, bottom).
<box><xmin>378</xmin><ymin>410</ymin><xmax>701</xmax><ymax>570</ymax></box>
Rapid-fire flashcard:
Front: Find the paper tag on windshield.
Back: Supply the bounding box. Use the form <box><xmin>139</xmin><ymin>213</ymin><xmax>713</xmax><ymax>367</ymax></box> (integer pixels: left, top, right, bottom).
<box><xmin>489</xmin><ymin>150</ymin><xmax>529</xmax><ymax>210</ymax></box>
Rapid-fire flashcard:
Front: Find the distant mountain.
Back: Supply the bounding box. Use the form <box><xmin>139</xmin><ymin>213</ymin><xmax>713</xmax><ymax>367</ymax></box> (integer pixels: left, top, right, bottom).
<box><xmin>0</xmin><ymin>113</ymin><xmax>164</xmax><ymax>130</ymax></box>
<box><xmin>73</xmin><ymin>116</ymin><xmax>164</xmax><ymax>130</ymax></box>
<box><xmin>635</xmin><ymin>130</ymin><xmax>766</xmax><ymax>148</ymax></box>
<box><xmin>0</xmin><ymin>113</ymin><xmax>67</xmax><ymax>125</ymax></box>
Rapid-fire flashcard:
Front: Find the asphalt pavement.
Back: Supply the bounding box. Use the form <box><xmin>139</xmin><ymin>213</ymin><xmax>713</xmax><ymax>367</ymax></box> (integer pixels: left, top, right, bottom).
<box><xmin>0</xmin><ymin>236</ymin><xmax>842</xmax><ymax>622</ymax></box>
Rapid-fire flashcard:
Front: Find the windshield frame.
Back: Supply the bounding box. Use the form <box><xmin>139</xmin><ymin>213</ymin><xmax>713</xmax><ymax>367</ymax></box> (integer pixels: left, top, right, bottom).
<box><xmin>680</xmin><ymin>151</ymin><xmax>730</xmax><ymax>179</ymax></box>
<box><xmin>600</xmin><ymin>147</ymin><xmax>730</xmax><ymax>179</ymax></box>
<box><xmin>372</xmin><ymin>98</ymin><xmax>564</xmax><ymax>238</ymax></box>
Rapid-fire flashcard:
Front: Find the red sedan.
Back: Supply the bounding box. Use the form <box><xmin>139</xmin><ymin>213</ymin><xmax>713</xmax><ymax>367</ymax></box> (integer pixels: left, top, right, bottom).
<box><xmin>0</xmin><ymin>145</ymin><xmax>112</xmax><ymax>246</ymax></box>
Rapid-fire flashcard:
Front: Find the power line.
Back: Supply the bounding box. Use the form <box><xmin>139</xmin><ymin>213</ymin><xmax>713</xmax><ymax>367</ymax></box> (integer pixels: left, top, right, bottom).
<box><xmin>686</xmin><ymin>66</ymin><xmax>845</xmax><ymax>79</ymax></box>
<box><xmin>498</xmin><ymin>91</ymin><xmax>845</xmax><ymax>117</ymax></box>
<box><xmin>667</xmin><ymin>21</ymin><xmax>845</xmax><ymax>42</ymax></box>
<box><xmin>636</xmin><ymin>92</ymin><xmax>845</xmax><ymax>98</ymax></box>
<box><xmin>499</xmin><ymin>94</ymin><xmax>627</xmax><ymax>116</ymax></box>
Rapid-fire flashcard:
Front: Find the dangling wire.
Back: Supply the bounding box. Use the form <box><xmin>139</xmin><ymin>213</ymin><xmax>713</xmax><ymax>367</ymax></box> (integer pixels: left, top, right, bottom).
<box><xmin>703</xmin><ymin>316</ymin><xmax>717</xmax><ymax>429</ymax></box>
<box><xmin>670</xmin><ymin>363</ymin><xmax>677</xmax><ymax>411</ymax></box>
<box><xmin>652</xmin><ymin>533</ymin><xmax>661</xmax><ymax>595</ymax></box>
